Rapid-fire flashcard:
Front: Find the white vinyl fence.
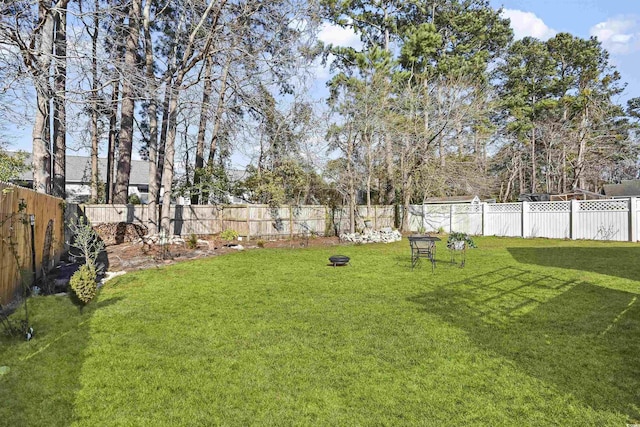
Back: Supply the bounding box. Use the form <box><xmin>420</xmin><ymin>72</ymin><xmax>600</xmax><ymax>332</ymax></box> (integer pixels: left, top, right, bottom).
<box><xmin>407</xmin><ymin>198</ymin><xmax>639</xmax><ymax>242</ymax></box>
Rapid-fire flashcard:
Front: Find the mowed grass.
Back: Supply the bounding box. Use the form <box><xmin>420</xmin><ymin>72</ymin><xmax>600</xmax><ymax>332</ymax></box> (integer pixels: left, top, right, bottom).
<box><xmin>1</xmin><ymin>236</ymin><xmax>640</xmax><ymax>426</ymax></box>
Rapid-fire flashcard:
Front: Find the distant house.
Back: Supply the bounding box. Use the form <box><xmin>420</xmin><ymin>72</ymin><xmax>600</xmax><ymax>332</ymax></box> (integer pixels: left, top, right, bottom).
<box><xmin>423</xmin><ymin>195</ymin><xmax>483</xmax><ymax>204</ymax></box>
<box><xmin>11</xmin><ymin>153</ymin><xmax>150</xmax><ymax>203</ymax></box>
<box><xmin>603</xmin><ymin>180</ymin><xmax>640</xmax><ymax>198</ymax></box>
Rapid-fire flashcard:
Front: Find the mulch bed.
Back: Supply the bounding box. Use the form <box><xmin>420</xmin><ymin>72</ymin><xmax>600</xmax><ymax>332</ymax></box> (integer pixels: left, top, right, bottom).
<box><xmin>104</xmin><ymin>235</ymin><xmax>342</xmax><ymax>272</ymax></box>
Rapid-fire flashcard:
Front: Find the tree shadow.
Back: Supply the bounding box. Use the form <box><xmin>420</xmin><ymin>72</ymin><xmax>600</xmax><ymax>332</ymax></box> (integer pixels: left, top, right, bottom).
<box><xmin>409</xmin><ymin>267</ymin><xmax>640</xmax><ymax>421</ymax></box>
<box><xmin>507</xmin><ymin>246</ymin><xmax>640</xmax><ymax>281</ymax></box>
<box><xmin>0</xmin><ymin>294</ymin><xmax>124</xmax><ymax>424</ymax></box>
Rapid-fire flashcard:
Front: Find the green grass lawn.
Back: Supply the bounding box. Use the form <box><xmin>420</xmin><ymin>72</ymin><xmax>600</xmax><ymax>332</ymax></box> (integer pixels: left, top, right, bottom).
<box><xmin>1</xmin><ymin>236</ymin><xmax>639</xmax><ymax>426</ymax></box>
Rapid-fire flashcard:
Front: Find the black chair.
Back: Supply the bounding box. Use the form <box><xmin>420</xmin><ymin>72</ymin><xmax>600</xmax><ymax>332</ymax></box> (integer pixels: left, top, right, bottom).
<box><xmin>408</xmin><ymin>235</ymin><xmax>440</xmax><ymax>272</ymax></box>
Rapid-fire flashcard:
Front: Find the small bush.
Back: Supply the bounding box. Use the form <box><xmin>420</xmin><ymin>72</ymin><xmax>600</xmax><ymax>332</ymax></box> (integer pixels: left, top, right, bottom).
<box><xmin>128</xmin><ymin>194</ymin><xmax>141</xmax><ymax>205</ymax></box>
<box><xmin>69</xmin><ymin>264</ymin><xmax>98</xmax><ymax>307</ymax></box>
<box><xmin>256</xmin><ymin>239</ymin><xmax>265</xmax><ymax>248</ymax></box>
<box><xmin>186</xmin><ymin>233</ymin><xmax>198</xmax><ymax>249</ymax></box>
<box><xmin>220</xmin><ymin>229</ymin><xmax>239</xmax><ymax>241</ymax></box>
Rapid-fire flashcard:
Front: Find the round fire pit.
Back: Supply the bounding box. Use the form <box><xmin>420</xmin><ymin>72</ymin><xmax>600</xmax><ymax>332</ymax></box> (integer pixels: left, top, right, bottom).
<box><xmin>329</xmin><ymin>255</ymin><xmax>350</xmax><ymax>267</ymax></box>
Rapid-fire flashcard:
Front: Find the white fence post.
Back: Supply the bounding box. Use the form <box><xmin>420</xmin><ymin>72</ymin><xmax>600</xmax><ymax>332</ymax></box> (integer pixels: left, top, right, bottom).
<box><xmin>449</xmin><ymin>204</ymin><xmax>454</xmax><ymax>233</ymax></box>
<box><xmin>482</xmin><ymin>202</ymin><xmax>488</xmax><ymax>236</ymax></box>
<box><xmin>522</xmin><ymin>201</ymin><xmax>530</xmax><ymax>238</ymax></box>
<box><xmin>570</xmin><ymin>199</ymin><xmax>579</xmax><ymax>240</ymax></box>
<box><xmin>630</xmin><ymin>197</ymin><xmax>637</xmax><ymax>242</ymax></box>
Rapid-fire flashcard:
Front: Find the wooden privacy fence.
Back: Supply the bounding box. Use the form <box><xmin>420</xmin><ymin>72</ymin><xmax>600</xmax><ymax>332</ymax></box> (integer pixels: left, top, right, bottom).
<box><xmin>81</xmin><ymin>204</ymin><xmax>396</xmax><ymax>239</ymax></box>
<box><xmin>407</xmin><ymin>199</ymin><xmax>640</xmax><ymax>242</ymax></box>
<box><xmin>0</xmin><ymin>183</ymin><xmax>65</xmax><ymax>305</ymax></box>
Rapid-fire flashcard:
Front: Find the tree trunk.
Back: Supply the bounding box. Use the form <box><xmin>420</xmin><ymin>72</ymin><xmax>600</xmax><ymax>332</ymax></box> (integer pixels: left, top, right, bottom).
<box><xmin>160</xmin><ymin>80</ymin><xmax>180</xmax><ymax>234</ymax></box>
<box><xmin>401</xmin><ymin>173</ymin><xmax>413</xmax><ymax>231</ymax></box>
<box><xmin>157</xmin><ymin>80</ymin><xmax>171</xmax><ymax>189</ymax></box>
<box><xmin>192</xmin><ymin>55</ymin><xmax>213</xmax><ymax>205</ymax></box>
<box><xmin>31</xmin><ymin>2</ymin><xmax>55</xmax><ymax>194</ymax></box>
<box><xmin>52</xmin><ymin>6</ymin><xmax>67</xmax><ymax>199</ymax></box>
<box><xmin>89</xmin><ymin>0</ymin><xmax>99</xmax><ymax>202</ymax></box>
<box><xmin>113</xmin><ymin>0</ymin><xmax>142</xmax><ymax>204</ymax></box>
<box><xmin>530</xmin><ymin>126</ymin><xmax>536</xmax><ymax>193</ymax></box>
<box><xmin>573</xmin><ymin>107</ymin><xmax>589</xmax><ymax>190</ymax></box>
<box><xmin>143</xmin><ymin>0</ymin><xmax>159</xmax><ymax>233</ymax></box>
<box><xmin>106</xmin><ymin>80</ymin><xmax>119</xmax><ymax>204</ymax></box>
<box><xmin>348</xmin><ymin>157</ymin><xmax>356</xmax><ymax>235</ymax></box>
<box><xmin>203</xmin><ymin>58</ymin><xmax>231</xmax><ymax>203</ymax></box>
<box><xmin>385</xmin><ymin>134</ymin><xmax>394</xmax><ymax>204</ymax></box>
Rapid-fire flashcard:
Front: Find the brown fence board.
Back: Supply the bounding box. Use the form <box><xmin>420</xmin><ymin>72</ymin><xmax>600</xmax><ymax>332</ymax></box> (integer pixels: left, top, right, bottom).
<box><xmin>0</xmin><ymin>183</ymin><xmax>65</xmax><ymax>305</ymax></box>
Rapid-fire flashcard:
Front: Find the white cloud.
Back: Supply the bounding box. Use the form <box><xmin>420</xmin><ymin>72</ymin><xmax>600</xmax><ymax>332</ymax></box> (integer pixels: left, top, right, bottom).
<box><xmin>502</xmin><ymin>9</ymin><xmax>557</xmax><ymax>41</ymax></box>
<box><xmin>314</xmin><ymin>23</ymin><xmax>362</xmax><ymax>81</ymax></box>
<box><xmin>317</xmin><ymin>23</ymin><xmax>361</xmax><ymax>49</ymax></box>
<box><xmin>590</xmin><ymin>16</ymin><xmax>640</xmax><ymax>55</ymax></box>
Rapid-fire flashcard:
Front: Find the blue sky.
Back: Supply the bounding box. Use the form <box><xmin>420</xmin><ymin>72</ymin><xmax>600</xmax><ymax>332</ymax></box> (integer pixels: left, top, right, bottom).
<box><xmin>317</xmin><ymin>0</ymin><xmax>640</xmax><ymax>103</ymax></box>
<box><xmin>6</xmin><ymin>1</ymin><xmax>640</xmax><ymax>160</ymax></box>
<box><xmin>490</xmin><ymin>0</ymin><xmax>640</xmax><ymax>103</ymax></box>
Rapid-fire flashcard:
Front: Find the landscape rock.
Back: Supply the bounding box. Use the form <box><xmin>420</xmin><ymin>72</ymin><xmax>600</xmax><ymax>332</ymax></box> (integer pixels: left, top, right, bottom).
<box><xmin>101</xmin><ymin>271</ymin><xmax>126</xmax><ymax>284</ymax></box>
<box><xmin>340</xmin><ymin>228</ymin><xmax>402</xmax><ymax>244</ymax></box>
<box><xmin>138</xmin><ymin>233</ymin><xmax>187</xmax><ymax>246</ymax></box>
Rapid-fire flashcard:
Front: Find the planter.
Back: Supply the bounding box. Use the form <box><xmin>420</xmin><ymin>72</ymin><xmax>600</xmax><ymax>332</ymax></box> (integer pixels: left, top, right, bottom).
<box><xmin>448</xmin><ymin>241</ymin><xmax>466</xmax><ymax>251</ymax></box>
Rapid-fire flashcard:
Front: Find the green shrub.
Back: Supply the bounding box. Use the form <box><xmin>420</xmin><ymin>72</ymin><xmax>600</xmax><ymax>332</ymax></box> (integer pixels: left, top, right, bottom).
<box><xmin>186</xmin><ymin>233</ymin><xmax>198</xmax><ymax>249</ymax></box>
<box><xmin>256</xmin><ymin>239</ymin><xmax>265</xmax><ymax>248</ymax></box>
<box><xmin>69</xmin><ymin>264</ymin><xmax>97</xmax><ymax>307</ymax></box>
<box><xmin>128</xmin><ymin>194</ymin><xmax>141</xmax><ymax>205</ymax></box>
<box><xmin>220</xmin><ymin>229</ymin><xmax>239</xmax><ymax>241</ymax></box>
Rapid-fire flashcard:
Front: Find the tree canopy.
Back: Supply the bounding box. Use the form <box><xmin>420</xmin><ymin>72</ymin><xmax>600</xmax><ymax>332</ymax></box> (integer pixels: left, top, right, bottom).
<box><xmin>0</xmin><ymin>0</ymin><xmax>637</xmax><ymax>233</ymax></box>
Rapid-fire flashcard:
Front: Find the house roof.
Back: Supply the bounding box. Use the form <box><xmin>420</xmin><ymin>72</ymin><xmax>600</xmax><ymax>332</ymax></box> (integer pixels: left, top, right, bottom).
<box><xmin>11</xmin><ymin>153</ymin><xmax>150</xmax><ymax>186</ymax></box>
<box><xmin>603</xmin><ymin>180</ymin><xmax>640</xmax><ymax>197</ymax></box>
<box><xmin>423</xmin><ymin>195</ymin><xmax>481</xmax><ymax>204</ymax></box>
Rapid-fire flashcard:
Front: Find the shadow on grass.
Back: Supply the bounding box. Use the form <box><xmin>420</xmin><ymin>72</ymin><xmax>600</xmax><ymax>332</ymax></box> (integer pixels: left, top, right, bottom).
<box><xmin>508</xmin><ymin>246</ymin><xmax>640</xmax><ymax>281</ymax></box>
<box><xmin>0</xmin><ymin>294</ymin><xmax>124</xmax><ymax>425</ymax></box>
<box><xmin>409</xmin><ymin>267</ymin><xmax>640</xmax><ymax>421</ymax></box>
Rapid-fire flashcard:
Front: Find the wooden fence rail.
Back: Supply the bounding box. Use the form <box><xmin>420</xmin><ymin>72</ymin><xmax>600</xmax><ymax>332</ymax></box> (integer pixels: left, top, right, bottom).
<box><xmin>0</xmin><ymin>183</ymin><xmax>65</xmax><ymax>305</ymax></box>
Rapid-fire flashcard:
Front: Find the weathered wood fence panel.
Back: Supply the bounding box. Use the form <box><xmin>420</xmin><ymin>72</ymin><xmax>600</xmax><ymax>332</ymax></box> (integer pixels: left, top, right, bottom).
<box><xmin>0</xmin><ymin>183</ymin><xmax>65</xmax><ymax>305</ymax></box>
<box><xmin>82</xmin><ymin>204</ymin><xmax>148</xmax><ymax>225</ymax></box>
<box><xmin>82</xmin><ymin>204</ymin><xmax>397</xmax><ymax>238</ymax></box>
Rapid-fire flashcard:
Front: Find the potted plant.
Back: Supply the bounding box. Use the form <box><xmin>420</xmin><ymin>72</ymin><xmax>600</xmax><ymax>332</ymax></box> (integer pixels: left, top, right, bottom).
<box><xmin>447</xmin><ymin>231</ymin><xmax>477</xmax><ymax>250</ymax></box>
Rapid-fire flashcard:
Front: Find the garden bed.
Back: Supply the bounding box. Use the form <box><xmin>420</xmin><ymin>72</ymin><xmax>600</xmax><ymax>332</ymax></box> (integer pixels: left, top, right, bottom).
<box><xmin>104</xmin><ymin>235</ymin><xmax>342</xmax><ymax>272</ymax></box>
